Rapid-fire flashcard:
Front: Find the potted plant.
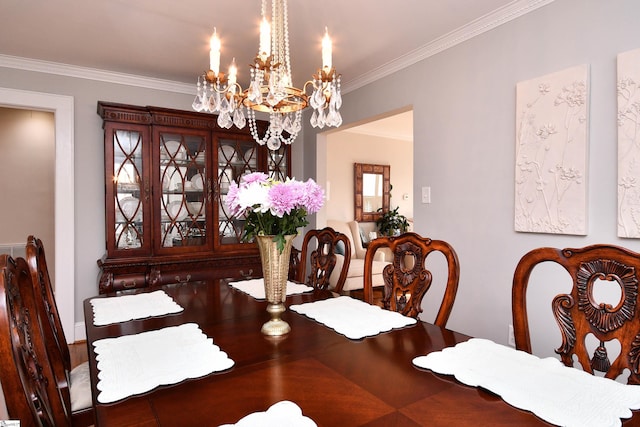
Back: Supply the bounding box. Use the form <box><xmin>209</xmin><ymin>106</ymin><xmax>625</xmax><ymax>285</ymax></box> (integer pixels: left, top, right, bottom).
<box><xmin>376</xmin><ymin>206</ymin><xmax>409</xmax><ymax>237</ymax></box>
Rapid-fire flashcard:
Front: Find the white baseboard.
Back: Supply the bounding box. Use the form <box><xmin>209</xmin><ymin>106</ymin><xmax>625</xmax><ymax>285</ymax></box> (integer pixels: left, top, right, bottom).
<box><xmin>74</xmin><ymin>321</ymin><xmax>86</xmax><ymax>342</ymax></box>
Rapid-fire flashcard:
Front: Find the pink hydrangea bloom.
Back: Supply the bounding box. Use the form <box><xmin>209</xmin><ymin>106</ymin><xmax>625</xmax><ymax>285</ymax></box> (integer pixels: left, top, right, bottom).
<box><xmin>224</xmin><ymin>173</ymin><xmax>325</xmax><ymax>251</ymax></box>
<box><xmin>242</xmin><ymin>172</ymin><xmax>268</xmax><ymax>185</ymax></box>
<box><xmin>268</xmin><ymin>179</ymin><xmax>307</xmax><ymax>217</ymax></box>
<box><xmin>303</xmin><ymin>179</ymin><xmax>324</xmax><ymax>214</ymax></box>
<box><xmin>225</xmin><ymin>181</ymin><xmax>241</xmax><ymax>216</ymax></box>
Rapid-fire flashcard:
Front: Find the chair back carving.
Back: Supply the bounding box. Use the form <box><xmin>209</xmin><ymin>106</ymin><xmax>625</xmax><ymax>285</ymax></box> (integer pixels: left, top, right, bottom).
<box><xmin>288</xmin><ymin>247</ymin><xmax>301</xmax><ymax>281</ymax></box>
<box><xmin>0</xmin><ymin>254</ymin><xmax>71</xmax><ymax>426</ymax></box>
<box><xmin>297</xmin><ymin>227</ymin><xmax>351</xmax><ymax>291</ymax></box>
<box><xmin>25</xmin><ymin>236</ymin><xmax>94</xmax><ymax>426</ymax></box>
<box><xmin>363</xmin><ymin>232</ymin><xmax>460</xmax><ymax>325</ymax></box>
<box><xmin>25</xmin><ymin>236</ymin><xmax>73</xmax><ymax>405</ymax></box>
<box><xmin>512</xmin><ymin>244</ymin><xmax>640</xmax><ymax>384</ymax></box>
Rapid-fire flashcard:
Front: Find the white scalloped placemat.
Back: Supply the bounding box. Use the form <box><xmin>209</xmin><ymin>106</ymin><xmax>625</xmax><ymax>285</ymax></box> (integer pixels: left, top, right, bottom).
<box><xmin>94</xmin><ymin>323</ymin><xmax>234</xmax><ymax>403</ymax></box>
<box><xmin>218</xmin><ymin>400</ymin><xmax>317</xmax><ymax>427</ymax></box>
<box><xmin>290</xmin><ymin>296</ymin><xmax>417</xmax><ymax>340</ymax></box>
<box><xmin>413</xmin><ymin>338</ymin><xmax>640</xmax><ymax>427</ymax></box>
<box><xmin>228</xmin><ymin>278</ymin><xmax>313</xmax><ymax>300</ymax></box>
<box><xmin>90</xmin><ymin>290</ymin><xmax>184</xmax><ymax>326</ymax></box>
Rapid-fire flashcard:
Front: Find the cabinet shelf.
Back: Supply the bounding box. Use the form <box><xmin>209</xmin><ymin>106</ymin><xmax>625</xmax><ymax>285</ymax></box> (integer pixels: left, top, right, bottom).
<box><xmin>161</xmin><ymin>189</ymin><xmax>204</xmax><ymax>195</ymax></box>
<box><xmin>160</xmin><ymin>159</ymin><xmax>206</xmax><ymax>167</ymax></box>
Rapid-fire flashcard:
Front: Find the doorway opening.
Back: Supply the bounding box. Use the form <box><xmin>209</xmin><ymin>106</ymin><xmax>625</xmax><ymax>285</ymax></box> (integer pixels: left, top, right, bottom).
<box><xmin>316</xmin><ymin>108</ymin><xmax>414</xmax><ymax>232</ymax></box>
<box><xmin>0</xmin><ymin>87</ymin><xmax>75</xmax><ymax>342</ymax></box>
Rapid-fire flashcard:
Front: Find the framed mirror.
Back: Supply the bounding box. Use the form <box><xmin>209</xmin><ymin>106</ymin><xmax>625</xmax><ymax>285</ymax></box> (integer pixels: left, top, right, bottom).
<box><xmin>354</xmin><ymin>163</ymin><xmax>390</xmax><ymax>222</ymax></box>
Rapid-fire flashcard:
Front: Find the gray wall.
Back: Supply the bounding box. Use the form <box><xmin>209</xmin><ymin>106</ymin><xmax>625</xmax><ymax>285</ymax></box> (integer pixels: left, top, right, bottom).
<box><xmin>303</xmin><ymin>0</ymin><xmax>640</xmax><ymax>356</ymax></box>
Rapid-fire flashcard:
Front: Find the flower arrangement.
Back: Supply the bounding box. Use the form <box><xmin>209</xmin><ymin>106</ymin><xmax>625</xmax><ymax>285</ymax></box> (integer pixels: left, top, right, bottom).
<box><xmin>226</xmin><ymin>172</ymin><xmax>324</xmax><ymax>252</ymax></box>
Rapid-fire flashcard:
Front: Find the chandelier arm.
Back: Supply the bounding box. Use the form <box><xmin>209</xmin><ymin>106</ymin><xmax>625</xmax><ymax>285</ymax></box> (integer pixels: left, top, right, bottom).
<box><xmin>302</xmin><ymin>80</ymin><xmax>316</xmax><ymax>96</ymax></box>
<box><xmin>210</xmin><ymin>83</ymin><xmax>240</xmax><ymax>95</ymax></box>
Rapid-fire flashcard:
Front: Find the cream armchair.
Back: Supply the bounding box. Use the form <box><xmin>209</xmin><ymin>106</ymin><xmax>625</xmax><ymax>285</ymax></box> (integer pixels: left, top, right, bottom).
<box><xmin>327</xmin><ymin>220</ymin><xmax>388</xmax><ymax>292</ymax></box>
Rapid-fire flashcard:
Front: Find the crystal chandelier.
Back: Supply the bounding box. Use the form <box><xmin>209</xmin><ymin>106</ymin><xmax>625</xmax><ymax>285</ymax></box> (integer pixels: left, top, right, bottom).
<box><xmin>192</xmin><ymin>0</ymin><xmax>342</xmax><ymax>150</ymax></box>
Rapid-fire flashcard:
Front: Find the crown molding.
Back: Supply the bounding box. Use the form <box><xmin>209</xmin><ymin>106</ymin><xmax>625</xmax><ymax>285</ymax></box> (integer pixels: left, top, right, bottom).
<box><xmin>343</xmin><ymin>128</ymin><xmax>413</xmax><ymax>142</ymax></box>
<box><xmin>0</xmin><ymin>54</ymin><xmax>194</xmax><ymax>94</ymax></box>
<box><xmin>0</xmin><ymin>0</ymin><xmax>554</xmax><ymax>96</ymax></box>
<box><xmin>341</xmin><ymin>0</ymin><xmax>556</xmax><ymax>94</ymax></box>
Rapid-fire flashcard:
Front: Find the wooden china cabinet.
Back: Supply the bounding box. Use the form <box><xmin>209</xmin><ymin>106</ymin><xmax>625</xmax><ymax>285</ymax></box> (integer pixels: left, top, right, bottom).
<box><xmin>97</xmin><ymin>102</ymin><xmax>290</xmax><ymax>293</ymax></box>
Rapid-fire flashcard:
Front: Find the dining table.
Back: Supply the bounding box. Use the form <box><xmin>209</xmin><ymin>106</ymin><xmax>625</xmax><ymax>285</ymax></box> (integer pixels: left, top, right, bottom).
<box><xmin>83</xmin><ymin>278</ymin><xmax>640</xmax><ymax>426</ymax></box>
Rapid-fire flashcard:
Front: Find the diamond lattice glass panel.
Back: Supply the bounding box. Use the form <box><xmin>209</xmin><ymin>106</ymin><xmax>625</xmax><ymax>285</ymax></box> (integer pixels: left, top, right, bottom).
<box><xmin>114</xmin><ymin>130</ymin><xmax>143</xmax><ymax>249</ymax></box>
<box><xmin>159</xmin><ymin>133</ymin><xmax>207</xmax><ymax>248</ymax></box>
<box><xmin>218</xmin><ymin>139</ymin><xmax>259</xmax><ymax>245</ymax></box>
<box><xmin>268</xmin><ymin>146</ymin><xmax>288</xmax><ymax>181</ymax></box>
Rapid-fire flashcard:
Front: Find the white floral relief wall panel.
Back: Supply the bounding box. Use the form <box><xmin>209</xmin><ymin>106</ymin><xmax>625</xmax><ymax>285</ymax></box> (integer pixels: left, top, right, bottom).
<box><xmin>617</xmin><ymin>48</ymin><xmax>640</xmax><ymax>238</ymax></box>
<box><xmin>515</xmin><ymin>65</ymin><xmax>589</xmax><ymax>235</ymax></box>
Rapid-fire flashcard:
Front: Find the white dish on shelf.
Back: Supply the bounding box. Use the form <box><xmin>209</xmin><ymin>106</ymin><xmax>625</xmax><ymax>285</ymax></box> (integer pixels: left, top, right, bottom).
<box><xmin>162</xmin><ymin>166</ymin><xmax>184</xmax><ymax>191</ymax></box>
<box><xmin>118</xmin><ymin>196</ymin><xmax>141</xmax><ymax>221</ymax></box>
<box><xmin>191</xmin><ymin>173</ymin><xmax>204</xmax><ymax>190</ymax></box>
<box><xmin>195</xmin><ymin>151</ymin><xmax>205</xmax><ymax>165</ymax></box>
<box><xmin>187</xmin><ymin>202</ymin><xmax>204</xmax><ymax>216</ymax></box>
<box><xmin>166</xmin><ymin>200</ymin><xmax>188</xmax><ymax>221</ymax></box>
<box><xmin>244</xmin><ymin>148</ymin><xmax>257</xmax><ymax>167</ymax></box>
<box><xmin>219</xmin><ymin>145</ymin><xmax>237</xmax><ymax>163</ymax></box>
<box><xmin>161</xmin><ymin>141</ymin><xmax>187</xmax><ymax>161</ymax></box>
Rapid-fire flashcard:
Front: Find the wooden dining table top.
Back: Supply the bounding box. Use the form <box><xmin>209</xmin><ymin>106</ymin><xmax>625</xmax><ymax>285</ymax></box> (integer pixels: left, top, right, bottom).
<box><xmin>83</xmin><ymin>279</ymin><xmax>640</xmax><ymax>427</ymax></box>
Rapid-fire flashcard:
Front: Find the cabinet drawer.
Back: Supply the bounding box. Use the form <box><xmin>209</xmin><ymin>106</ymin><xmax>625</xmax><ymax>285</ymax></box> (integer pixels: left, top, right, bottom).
<box><xmin>99</xmin><ymin>271</ymin><xmax>147</xmax><ymax>294</ymax></box>
<box><xmin>112</xmin><ymin>273</ymin><xmax>147</xmax><ymax>292</ymax></box>
<box><xmin>146</xmin><ymin>257</ymin><xmax>262</xmax><ymax>287</ymax></box>
<box><xmin>147</xmin><ymin>267</ymin><xmax>198</xmax><ymax>287</ymax></box>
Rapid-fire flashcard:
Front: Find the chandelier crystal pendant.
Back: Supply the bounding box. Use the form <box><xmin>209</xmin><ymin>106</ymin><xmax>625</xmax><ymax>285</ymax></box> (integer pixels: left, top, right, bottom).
<box><xmin>192</xmin><ymin>0</ymin><xmax>342</xmax><ymax>151</ymax></box>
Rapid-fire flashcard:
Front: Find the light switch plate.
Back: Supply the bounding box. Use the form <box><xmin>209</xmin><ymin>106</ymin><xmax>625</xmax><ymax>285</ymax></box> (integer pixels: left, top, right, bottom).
<box><xmin>421</xmin><ymin>187</ymin><xmax>431</xmax><ymax>204</ymax></box>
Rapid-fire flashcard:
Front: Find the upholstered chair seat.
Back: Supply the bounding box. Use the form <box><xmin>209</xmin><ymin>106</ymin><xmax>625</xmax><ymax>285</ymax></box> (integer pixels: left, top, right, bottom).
<box><xmin>327</xmin><ymin>220</ymin><xmax>389</xmax><ymax>292</ymax></box>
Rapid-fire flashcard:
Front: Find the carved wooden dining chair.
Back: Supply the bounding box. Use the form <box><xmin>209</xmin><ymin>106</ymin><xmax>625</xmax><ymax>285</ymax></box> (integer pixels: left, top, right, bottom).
<box><xmin>0</xmin><ymin>254</ymin><xmax>72</xmax><ymax>426</ymax></box>
<box><xmin>25</xmin><ymin>236</ymin><xmax>94</xmax><ymax>426</ymax></box>
<box><xmin>296</xmin><ymin>227</ymin><xmax>351</xmax><ymax>292</ymax></box>
<box><xmin>363</xmin><ymin>232</ymin><xmax>460</xmax><ymax>326</ymax></box>
<box><xmin>512</xmin><ymin>244</ymin><xmax>640</xmax><ymax>384</ymax></box>
<box><xmin>288</xmin><ymin>247</ymin><xmax>301</xmax><ymax>281</ymax></box>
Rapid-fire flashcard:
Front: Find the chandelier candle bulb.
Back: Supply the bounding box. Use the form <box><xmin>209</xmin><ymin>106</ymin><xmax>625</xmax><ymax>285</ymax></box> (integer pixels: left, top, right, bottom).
<box><xmin>228</xmin><ymin>58</ymin><xmax>237</xmax><ymax>88</ymax></box>
<box><xmin>322</xmin><ymin>27</ymin><xmax>332</xmax><ymax>71</ymax></box>
<box><xmin>209</xmin><ymin>28</ymin><xmax>220</xmax><ymax>75</ymax></box>
<box><xmin>260</xmin><ymin>17</ymin><xmax>271</xmax><ymax>57</ymax></box>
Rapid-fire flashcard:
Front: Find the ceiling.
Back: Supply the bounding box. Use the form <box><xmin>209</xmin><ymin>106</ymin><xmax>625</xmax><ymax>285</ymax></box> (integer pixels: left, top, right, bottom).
<box><xmin>0</xmin><ymin>1</ymin><xmax>550</xmax><ymax>138</ymax></box>
<box><xmin>0</xmin><ymin>0</ymin><xmax>550</xmax><ymax>92</ymax></box>
<box><xmin>344</xmin><ymin>110</ymin><xmax>414</xmax><ymax>142</ymax></box>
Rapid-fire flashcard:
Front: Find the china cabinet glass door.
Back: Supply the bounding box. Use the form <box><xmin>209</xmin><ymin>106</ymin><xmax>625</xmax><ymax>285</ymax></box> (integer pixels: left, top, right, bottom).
<box><xmin>106</xmin><ymin>123</ymin><xmax>151</xmax><ymax>256</ymax></box>
<box><xmin>216</xmin><ymin>135</ymin><xmax>260</xmax><ymax>247</ymax></box>
<box><xmin>216</xmin><ymin>136</ymin><xmax>290</xmax><ymax>249</ymax></box>
<box><xmin>155</xmin><ymin>128</ymin><xmax>211</xmax><ymax>254</ymax></box>
<box><xmin>267</xmin><ymin>145</ymin><xmax>288</xmax><ymax>181</ymax></box>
